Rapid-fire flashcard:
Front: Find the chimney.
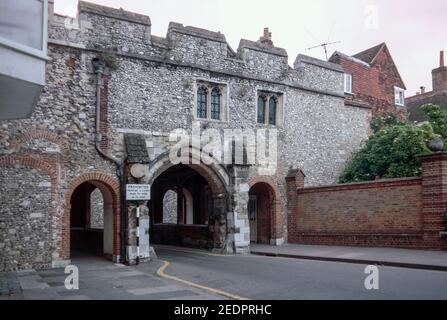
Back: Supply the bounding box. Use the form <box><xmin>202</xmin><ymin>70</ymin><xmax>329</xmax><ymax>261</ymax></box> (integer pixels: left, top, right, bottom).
<box><xmin>432</xmin><ymin>50</ymin><xmax>447</xmax><ymax>92</ymax></box>
<box><xmin>420</xmin><ymin>86</ymin><xmax>426</xmax><ymax>94</ymax></box>
<box><xmin>259</xmin><ymin>27</ymin><xmax>273</xmax><ymax>46</ymax></box>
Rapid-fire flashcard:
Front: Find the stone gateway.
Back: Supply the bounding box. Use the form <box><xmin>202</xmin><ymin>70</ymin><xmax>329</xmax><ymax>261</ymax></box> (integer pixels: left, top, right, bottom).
<box><xmin>0</xmin><ymin>1</ymin><xmax>371</xmax><ymax>271</ymax></box>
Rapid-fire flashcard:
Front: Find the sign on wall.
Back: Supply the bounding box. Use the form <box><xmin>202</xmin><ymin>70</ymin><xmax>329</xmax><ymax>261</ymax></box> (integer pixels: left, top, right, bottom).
<box><xmin>126</xmin><ymin>184</ymin><xmax>151</xmax><ymax>201</ymax></box>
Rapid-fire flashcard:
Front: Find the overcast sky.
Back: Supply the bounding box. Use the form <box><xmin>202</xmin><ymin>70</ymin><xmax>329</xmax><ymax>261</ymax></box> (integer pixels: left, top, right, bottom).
<box><xmin>55</xmin><ymin>0</ymin><xmax>447</xmax><ymax>96</ymax></box>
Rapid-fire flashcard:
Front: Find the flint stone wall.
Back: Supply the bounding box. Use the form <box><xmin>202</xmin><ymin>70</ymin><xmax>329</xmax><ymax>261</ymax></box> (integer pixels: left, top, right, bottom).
<box><xmin>0</xmin><ymin>2</ymin><xmax>370</xmax><ymax>270</ymax></box>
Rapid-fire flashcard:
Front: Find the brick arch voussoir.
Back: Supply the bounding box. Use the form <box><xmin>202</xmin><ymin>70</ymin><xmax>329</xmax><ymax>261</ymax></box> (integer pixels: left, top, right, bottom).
<box><xmin>10</xmin><ymin>129</ymin><xmax>70</xmax><ymax>159</ymax></box>
<box><xmin>66</xmin><ymin>172</ymin><xmax>120</xmax><ymax>206</ymax></box>
<box><xmin>249</xmin><ymin>176</ymin><xmax>281</xmax><ymax>200</ymax></box>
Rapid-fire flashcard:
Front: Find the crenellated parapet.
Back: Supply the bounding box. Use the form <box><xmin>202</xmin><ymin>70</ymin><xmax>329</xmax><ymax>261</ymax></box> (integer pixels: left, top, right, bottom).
<box><xmin>47</xmin><ymin>1</ymin><xmax>344</xmax><ymax>96</ymax></box>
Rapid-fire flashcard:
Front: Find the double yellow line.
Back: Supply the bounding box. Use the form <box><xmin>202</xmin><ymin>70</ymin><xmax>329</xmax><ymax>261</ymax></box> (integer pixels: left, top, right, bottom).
<box><xmin>156</xmin><ymin>260</ymin><xmax>250</xmax><ymax>300</ymax></box>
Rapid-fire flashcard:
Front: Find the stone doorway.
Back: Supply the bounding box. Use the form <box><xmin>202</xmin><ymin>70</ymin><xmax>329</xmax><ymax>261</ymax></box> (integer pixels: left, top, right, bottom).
<box><xmin>248</xmin><ymin>180</ymin><xmax>281</xmax><ymax>245</ymax></box>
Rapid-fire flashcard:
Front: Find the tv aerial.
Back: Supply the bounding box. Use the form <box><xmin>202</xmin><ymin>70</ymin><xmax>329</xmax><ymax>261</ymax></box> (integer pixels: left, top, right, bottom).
<box><xmin>304</xmin><ymin>20</ymin><xmax>340</xmax><ymax>60</ymax></box>
<box><xmin>306</xmin><ymin>41</ymin><xmax>341</xmax><ymax>60</ymax></box>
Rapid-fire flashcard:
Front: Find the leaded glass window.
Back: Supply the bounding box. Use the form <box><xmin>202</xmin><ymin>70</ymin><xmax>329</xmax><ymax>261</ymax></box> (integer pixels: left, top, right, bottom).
<box><xmin>211</xmin><ymin>87</ymin><xmax>221</xmax><ymax>120</ymax></box>
<box><xmin>257</xmin><ymin>95</ymin><xmax>266</xmax><ymax>124</ymax></box>
<box><xmin>197</xmin><ymin>86</ymin><xmax>208</xmax><ymax>118</ymax></box>
<box><xmin>268</xmin><ymin>96</ymin><xmax>277</xmax><ymax>125</ymax></box>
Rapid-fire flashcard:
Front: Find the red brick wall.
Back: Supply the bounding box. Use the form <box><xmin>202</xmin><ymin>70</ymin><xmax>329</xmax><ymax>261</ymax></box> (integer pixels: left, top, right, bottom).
<box><xmin>332</xmin><ymin>47</ymin><xmax>406</xmax><ymax>117</ymax></box>
<box><xmin>292</xmin><ymin>177</ymin><xmax>422</xmax><ymax>233</ymax></box>
<box><xmin>287</xmin><ymin>154</ymin><xmax>447</xmax><ymax>250</ymax></box>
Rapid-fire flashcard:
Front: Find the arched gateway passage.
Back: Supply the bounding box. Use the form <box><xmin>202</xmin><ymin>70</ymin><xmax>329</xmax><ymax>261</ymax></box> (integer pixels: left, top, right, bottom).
<box><xmin>66</xmin><ymin>173</ymin><xmax>120</xmax><ymax>261</ymax></box>
<box><xmin>149</xmin><ymin>163</ymin><xmax>228</xmax><ymax>249</ymax></box>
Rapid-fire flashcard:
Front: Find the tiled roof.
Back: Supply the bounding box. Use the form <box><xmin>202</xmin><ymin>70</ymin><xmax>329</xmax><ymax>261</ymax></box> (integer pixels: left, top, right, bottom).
<box><xmin>353</xmin><ymin>43</ymin><xmax>385</xmax><ymax>64</ymax></box>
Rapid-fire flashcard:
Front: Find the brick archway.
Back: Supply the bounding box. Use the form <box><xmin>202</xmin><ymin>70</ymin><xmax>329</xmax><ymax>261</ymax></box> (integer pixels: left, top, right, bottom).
<box><xmin>249</xmin><ymin>176</ymin><xmax>283</xmax><ymax>244</ymax></box>
<box><xmin>63</xmin><ymin>172</ymin><xmax>120</xmax><ymax>261</ymax></box>
<box><xmin>10</xmin><ymin>128</ymin><xmax>69</xmax><ymax>159</ymax></box>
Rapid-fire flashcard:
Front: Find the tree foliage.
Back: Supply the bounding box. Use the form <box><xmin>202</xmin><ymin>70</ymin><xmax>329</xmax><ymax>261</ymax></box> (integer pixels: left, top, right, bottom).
<box><xmin>339</xmin><ymin>105</ymin><xmax>447</xmax><ymax>183</ymax></box>
<box><xmin>421</xmin><ymin>104</ymin><xmax>447</xmax><ymax>145</ymax></box>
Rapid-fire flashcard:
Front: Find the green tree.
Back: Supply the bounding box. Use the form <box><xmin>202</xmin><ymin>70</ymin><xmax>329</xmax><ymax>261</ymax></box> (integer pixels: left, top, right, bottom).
<box><xmin>421</xmin><ymin>104</ymin><xmax>447</xmax><ymax>147</ymax></box>
<box><xmin>339</xmin><ymin>112</ymin><xmax>440</xmax><ymax>183</ymax></box>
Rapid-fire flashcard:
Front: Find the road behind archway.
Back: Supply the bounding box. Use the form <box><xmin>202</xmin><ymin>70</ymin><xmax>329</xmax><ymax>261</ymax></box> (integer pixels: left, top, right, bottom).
<box><xmin>155</xmin><ymin>246</ymin><xmax>447</xmax><ymax>300</ymax></box>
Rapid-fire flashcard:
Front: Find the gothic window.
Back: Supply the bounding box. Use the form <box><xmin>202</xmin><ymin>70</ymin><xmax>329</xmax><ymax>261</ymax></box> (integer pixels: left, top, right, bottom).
<box><xmin>257</xmin><ymin>95</ymin><xmax>267</xmax><ymax>124</ymax></box>
<box><xmin>257</xmin><ymin>91</ymin><xmax>282</xmax><ymax>126</ymax></box>
<box><xmin>195</xmin><ymin>81</ymin><xmax>227</xmax><ymax>121</ymax></box>
<box><xmin>197</xmin><ymin>86</ymin><xmax>208</xmax><ymax>118</ymax></box>
<box><xmin>268</xmin><ymin>96</ymin><xmax>277</xmax><ymax>125</ymax></box>
<box><xmin>211</xmin><ymin>87</ymin><xmax>221</xmax><ymax>120</ymax></box>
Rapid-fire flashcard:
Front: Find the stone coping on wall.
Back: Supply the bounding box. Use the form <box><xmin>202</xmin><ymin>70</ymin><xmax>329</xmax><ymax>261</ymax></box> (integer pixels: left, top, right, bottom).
<box><xmin>294</xmin><ymin>54</ymin><xmax>344</xmax><ymax>73</ymax></box>
<box><xmin>297</xmin><ymin>176</ymin><xmax>422</xmax><ymax>194</ymax></box>
<box><xmin>79</xmin><ymin>0</ymin><xmax>151</xmax><ymax>26</ymax></box>
<box><xmin>168</xmin><ymin>22</ymin><xmax>227</xmax><ymax>43</ymax></box>
<box><xmin>417</xmin><ymin>151</ymin><xmax>447</xmax><ymax>162</ymax></box>
<box><xmin>238</xmin><ymin>39</ymin><xmax>288</xmax><ymax>58</ymax></box>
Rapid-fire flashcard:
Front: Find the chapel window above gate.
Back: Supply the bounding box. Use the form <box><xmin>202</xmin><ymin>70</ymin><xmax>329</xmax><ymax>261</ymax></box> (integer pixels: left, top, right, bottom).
<box><xmin>197</xmin><ymin>86</ymin><xmax>208</xmax><ymax>118</ymax></box>
<box><xmin>211</xmin><ymin>87</ymin><xmax>221</xmax><ymax>120</ymax></box>
<box><xmin>256</xmin><ymin>91</ymin><xmax>283</xmax><ymax>126</ymax></box>
<box><xmin>195</xmin><ymin>80</ymin><xmax>227</xmax><ymax>121</ymax></box>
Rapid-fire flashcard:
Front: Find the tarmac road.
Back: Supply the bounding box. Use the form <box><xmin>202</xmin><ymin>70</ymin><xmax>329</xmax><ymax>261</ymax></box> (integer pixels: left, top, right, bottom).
<box><xmin>156</xmin><ymin>246</ymin><xmax>447</xmax><ymax>300</ymax></box>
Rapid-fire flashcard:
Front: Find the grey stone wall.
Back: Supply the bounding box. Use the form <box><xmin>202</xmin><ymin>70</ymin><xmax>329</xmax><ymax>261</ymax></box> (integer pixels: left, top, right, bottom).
<box><xmin>0</xmin><ymin>168</ymin><xmax>52</xmax><ymax>271</ymax></box>
<box><xmin>0</xmin><ymin>41</ymin><xmax>117</xmax><ymax>271</ymax></box>
<box><xmin>90</xmin><ymin>188</ymin><xmax>104</xmax><ymax>229</ymax></box>
<box><xmin>162</xmin><ymin>190</ymin><xmax>178</xmax><ymax>224</ymax></box>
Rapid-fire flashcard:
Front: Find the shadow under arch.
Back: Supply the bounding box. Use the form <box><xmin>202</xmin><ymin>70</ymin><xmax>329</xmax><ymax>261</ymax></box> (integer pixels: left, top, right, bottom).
<box><xmin>145</xmin><ymin>149</ymin><xmax>231</xmax><ymax>250</ymax></box>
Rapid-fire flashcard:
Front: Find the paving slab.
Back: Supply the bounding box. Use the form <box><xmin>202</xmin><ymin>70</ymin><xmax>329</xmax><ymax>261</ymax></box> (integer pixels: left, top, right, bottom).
<box><xmin>0</xmin><ymin>255</ymin><xmax>223</xmax><ymax>300</ymax></box>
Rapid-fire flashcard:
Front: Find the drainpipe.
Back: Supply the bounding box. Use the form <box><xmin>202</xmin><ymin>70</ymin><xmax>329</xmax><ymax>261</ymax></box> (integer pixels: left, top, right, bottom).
<box><xmin>92</xmin><ymin>57</ymin><xmax>126</xmax><ymax>264</ymax></box>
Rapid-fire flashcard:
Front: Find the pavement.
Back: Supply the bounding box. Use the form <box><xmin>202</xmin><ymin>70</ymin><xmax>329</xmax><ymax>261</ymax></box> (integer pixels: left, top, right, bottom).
<box><xmin>0</xmin><ymin>253</ymin><xmax>223</xmax><ymax>300</ymax></box>
<box><xmin>2</xmin><ymin>244</ymin><xmax>447</xmax><ymax>300</ymax></box>
<box><xmin>250</xmin><ymin>243</ymin><xmax>447</xmax><ymax>271</ymax></box>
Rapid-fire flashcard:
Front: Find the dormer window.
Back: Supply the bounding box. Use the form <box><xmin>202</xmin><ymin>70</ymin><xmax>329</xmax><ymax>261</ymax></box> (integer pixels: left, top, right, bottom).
<box><xmin>394</xmin><ymin>87</ymin><xmax>405</xmax><ymax>106</ymax></box>
<box><xmin>195</xmin><ymin>80</ymin><xmax>227</xmax><ymax>121</ymax></box>
<box><xmin>344</xmin><ymin>73</ymin><xmax>353</xmax><ymax>94</ymax></box>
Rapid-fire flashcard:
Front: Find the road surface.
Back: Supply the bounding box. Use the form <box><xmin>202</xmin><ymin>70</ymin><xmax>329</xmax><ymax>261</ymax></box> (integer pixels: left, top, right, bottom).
<box><xmin>156</xmin><ymin>246</ymin><xmax>447</xmax><ymax>300</ymax></box>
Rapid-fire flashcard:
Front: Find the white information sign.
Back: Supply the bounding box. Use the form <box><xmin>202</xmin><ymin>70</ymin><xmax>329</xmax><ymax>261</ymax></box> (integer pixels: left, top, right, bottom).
<box><xmin>126</xmin><ymin>184</ymin><xmax>151</xmax><ymax>200</ymax></box>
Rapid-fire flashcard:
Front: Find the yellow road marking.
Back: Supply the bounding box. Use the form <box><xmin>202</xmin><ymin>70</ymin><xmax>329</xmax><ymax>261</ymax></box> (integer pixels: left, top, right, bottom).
<box><xmin>156</xmin><ymin>260</ymin><xmax>250</xmax><ymax>300</ymax></box>
<box><xmin>156</xmin><ymin>245</ymin><xmax>302</xmax><ymax>262</ymax></box>
<box><xmin>154</xmin><ymin>245</ymin><xmax>226</xmax><ymax>257</ymax></box>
